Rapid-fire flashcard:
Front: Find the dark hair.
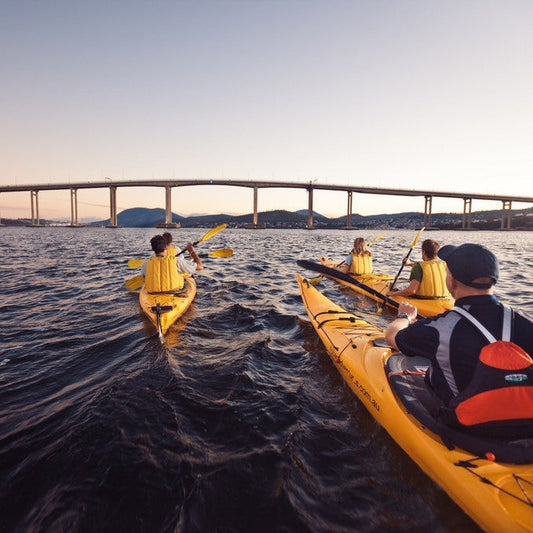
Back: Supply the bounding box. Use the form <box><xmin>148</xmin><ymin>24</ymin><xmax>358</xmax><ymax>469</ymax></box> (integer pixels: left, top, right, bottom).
<box><xmin>150</xmin><ymin>235</ymin><xmax>166</xmax><ymax>254</ymax></box>
<box><xmin>422</xmin><ymin>239</ymin><xmax>439</xmax><ymax>260</ymax></box>
<box><xmin>162</xmin><ymin>232</ymin><xmax>173</xmax><ymax>245</ymax></box>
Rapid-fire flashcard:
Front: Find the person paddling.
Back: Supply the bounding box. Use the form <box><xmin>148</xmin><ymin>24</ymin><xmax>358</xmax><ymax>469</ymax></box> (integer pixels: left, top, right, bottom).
<box><xmin>162</xmin><ymin>232</ymin><xmax>203</xmax><ymax>273</ymax></box>
<box><xmin>386</xmin><ymin>239</ymin><xmax>449</xmax><ymax>299</ymax></box>
<box><xmin>141</xmin><ymin>235</ymin><xmax>184</xmax><ymax>292</ymax></box>
<box><xmin>385</xmin><ymin>243</ymin><xmax>533</xmax><ymax>435</ymax></box>
<box><xmin>340</xmin><ymin>237</ymin><xmax>373</xmax><ymax>275</ymax></box>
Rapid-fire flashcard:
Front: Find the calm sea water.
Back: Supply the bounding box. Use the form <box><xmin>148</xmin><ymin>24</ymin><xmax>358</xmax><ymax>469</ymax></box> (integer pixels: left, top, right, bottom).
<box><xmin>0</xmin><ymin>227</ymin><xmax>531</xmax><ymax>533</ymax></box>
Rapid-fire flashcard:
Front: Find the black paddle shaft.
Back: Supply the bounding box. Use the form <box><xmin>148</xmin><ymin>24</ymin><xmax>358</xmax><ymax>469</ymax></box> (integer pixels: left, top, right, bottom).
<box><xmin>296</xmin><ymin>259</ymin><xmax>427</xmax><ymax>320</ymax></box>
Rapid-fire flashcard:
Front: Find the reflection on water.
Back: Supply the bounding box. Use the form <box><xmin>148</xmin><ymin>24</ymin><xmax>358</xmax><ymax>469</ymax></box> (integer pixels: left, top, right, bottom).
<box><xmin>1</xmin><ymin>227</ymin><xmax>529</xmax><ymax>532</ymax></box>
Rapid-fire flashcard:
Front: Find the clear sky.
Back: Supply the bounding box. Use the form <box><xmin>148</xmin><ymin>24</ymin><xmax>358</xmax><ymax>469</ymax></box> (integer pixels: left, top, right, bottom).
<box><xmin>1</xmin><ymin>0</ymin><xmax>532</xmax><ymax>221</ymax></box>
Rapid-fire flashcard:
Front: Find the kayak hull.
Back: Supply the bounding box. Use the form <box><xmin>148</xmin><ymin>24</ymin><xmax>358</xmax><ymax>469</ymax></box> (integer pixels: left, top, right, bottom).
<box><xmin>139</xmin><ymin>275</ymin><xmax>196</xmax><ymax>335</ymax></box>
<box><xmin>297</xmin><ymin>273</ymin><xmax>533</xmax><ymax>532</ymax></box>
<box><xmin>319</xmin><ymin>256</ymin><xmax>453</xmax><ymax>316</ymax></box>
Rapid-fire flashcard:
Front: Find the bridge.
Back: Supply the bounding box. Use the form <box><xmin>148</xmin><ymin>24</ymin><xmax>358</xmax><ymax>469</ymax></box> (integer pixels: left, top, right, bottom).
<box><xmin>1</xmin><ymin>178</ymin><xmax>532</xmax><ymax>229</ymax></box>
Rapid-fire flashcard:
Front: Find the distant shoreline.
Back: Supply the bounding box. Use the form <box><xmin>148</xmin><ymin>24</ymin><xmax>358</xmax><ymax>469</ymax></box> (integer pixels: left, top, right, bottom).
<box><xmin>2</xmin><ymin>205</ymin><xmax>532</xmax><ymax>231</ymax></box>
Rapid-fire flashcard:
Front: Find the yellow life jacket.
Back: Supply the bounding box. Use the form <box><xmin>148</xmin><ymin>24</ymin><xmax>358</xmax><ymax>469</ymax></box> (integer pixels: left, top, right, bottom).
<box><xmin>166</xmin><ymin>244</ymin><xmax>178</xmax><ymax>258</ymax></box>
<box><xmin>349</xmin><ymin>253</ymin><xmax>373</xmax><ymax>275</ymax></box>
<box><xmin>417</xmin><ymin>260</ymin><xmax>449</xmax><ymax>297</ymax></box>
<box><xmin>144</xmin><ymin>256</ymin><xmax>184</xmax><ymax>292</ymax></box>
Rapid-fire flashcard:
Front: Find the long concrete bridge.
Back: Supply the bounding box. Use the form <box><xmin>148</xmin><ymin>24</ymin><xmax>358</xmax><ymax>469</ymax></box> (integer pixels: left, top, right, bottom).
<box><xmin>1</xmin><ymin>178</ymin><xmax>532</xmax><ymax>229</ymax></box>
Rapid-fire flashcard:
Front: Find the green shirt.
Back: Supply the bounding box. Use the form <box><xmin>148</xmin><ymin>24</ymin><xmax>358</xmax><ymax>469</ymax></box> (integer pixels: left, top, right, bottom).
<box><xmin>410</xmin><ymin>262</ymin><xmax>423</xmax><ymax>282</ymax></box>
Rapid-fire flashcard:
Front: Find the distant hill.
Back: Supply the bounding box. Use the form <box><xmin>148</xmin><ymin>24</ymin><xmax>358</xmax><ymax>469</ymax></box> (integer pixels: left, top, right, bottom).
<box><xmin>294</xmin><ymin>209</ymin><xmax>330</xmax><ymax>221</ymax></box>
<box><xmin>104</xmin><ymin>207</ymin><xmax>185</xmax><ymax>227</ymax></box>
<box><xmin>90</xmin><ymin>208</ymin><xmax>310</xmax><ymax>227</ymax></box>
<box><xmin>83</xmin><ymin>206</ymin><xmax>533</xmax><ymax>230</ymax></box>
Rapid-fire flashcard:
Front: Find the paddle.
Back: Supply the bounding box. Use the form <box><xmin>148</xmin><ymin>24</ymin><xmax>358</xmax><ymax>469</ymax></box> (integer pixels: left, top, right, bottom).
<box><xmin>377</xmin><ymin>227</ymin><xmax>425</xmax><ymax>313</ymax></box>
<box><xmin>297</xmin><ymin>259</ymin><xmax>427</xmax><ymax>319</ymax></box>
<box><xmin>309</xmin><ymin>232</ymin><xmax>386</xmax><ymax>286</ymax></box>
<box><xmin>125</xmin><ymin>274</ymin><xmax>144</xmax><ymax>290</ymax></box>
<box><xmin>198</xmin><ymin>248</ymin><xmax>233</xmax><ymax>259</ymax></box>
<box><xmin>124</xmin><ymin>224</ymin><xmax>228</xmax><ymax>290</ymax></box>
<box><xmin>176</xmin><ymin>223</ymin><xmax>227</xmax><ymax>256</ymax></box>
<box><xmin>127</xmin><ymin>247</ymin><xmax>233</xmax><ymax>267</ymax></box>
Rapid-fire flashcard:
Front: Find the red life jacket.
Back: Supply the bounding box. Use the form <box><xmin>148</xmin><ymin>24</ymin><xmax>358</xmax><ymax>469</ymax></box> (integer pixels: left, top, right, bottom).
<box><xmin>448</xmin><ymin>306</ymin><xmax>533</xmax><ymax>431</ymax></box>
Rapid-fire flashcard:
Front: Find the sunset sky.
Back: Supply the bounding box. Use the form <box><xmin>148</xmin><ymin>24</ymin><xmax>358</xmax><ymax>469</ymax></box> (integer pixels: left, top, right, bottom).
<box><xmin>1</xmin><ymin>1</ymin><xmax>532</xmax><ymax>220</ymax></box>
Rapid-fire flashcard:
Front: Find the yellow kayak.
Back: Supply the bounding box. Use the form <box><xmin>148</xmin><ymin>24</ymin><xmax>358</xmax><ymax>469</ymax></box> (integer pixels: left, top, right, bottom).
<box><xmin>139</xmin><ymin>275</ymin><xmax>196</xmax><ymax>338</ymax></box>
<box><xmin>297</xmin><ymin>273</ymin><xmax>533</xmax><ymax>532</ymax></box>
<box><xmin>319</xmin><ymin>255</ymin><xmax>454</xmax><ymax>316</ymax></box>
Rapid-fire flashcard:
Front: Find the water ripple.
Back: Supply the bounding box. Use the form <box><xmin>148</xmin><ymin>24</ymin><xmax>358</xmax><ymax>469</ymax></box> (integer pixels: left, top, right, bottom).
<box><xmin>0</xmin><ymin>227</ymin><xmax>526</xmax><ymax>532</ymax></box>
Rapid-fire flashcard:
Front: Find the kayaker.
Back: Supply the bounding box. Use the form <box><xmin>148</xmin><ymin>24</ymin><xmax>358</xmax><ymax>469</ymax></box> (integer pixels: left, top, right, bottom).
<box><xmin>384</xmin><ymin>243</ymin><xmax>533</xmax><ymax>410</ymax></box>
<box><xmin>340</xmin><ymin>237</ymin><xmax>373</xmax><ymax>275</ymax></box>
<box><xmin>141</xmin><ymin>235</ymin><xmax>184</xmax><ymax>292</ymax></box>
<box><xmin>386</xmin><ymin>239</ymin><xmax>449</xmax><ymax>299</ymax></box>
<box><xmin>162</xmin><ymin>232</ymin><xmax>204</xmax><ymax>273</ymax></box>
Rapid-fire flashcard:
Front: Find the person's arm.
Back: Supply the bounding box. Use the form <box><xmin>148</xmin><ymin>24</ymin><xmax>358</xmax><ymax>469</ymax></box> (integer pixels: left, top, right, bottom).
<box><xmin>386</xmin><ymin>279</ymin><xmax>420</xmax><ymax>297</ymax></box>
<box><xmin>340</xmin><ymin>254</ymin><xmax>352</xmax><ymax>274</ymax></box>
<box><xmin>387</xmin><ymin>262</ymin><xmax>421</xmax><ymax>296</ymax></box>
<box><xmin>384</xmin><ymin>302</ymin><xmax>419</xmax><ymax>349</ymax></box>
<box><xmin>185</xmin><ymin>243</ymin><xmax>204</xmax><ymax>271</ymax></box>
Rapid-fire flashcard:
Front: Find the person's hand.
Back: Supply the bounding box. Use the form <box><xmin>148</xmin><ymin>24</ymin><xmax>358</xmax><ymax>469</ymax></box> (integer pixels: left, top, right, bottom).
<box><xmin>185</xmin><ymin>243</ymin><xmax>195</xmax><ymax>253</ymax></box>
<box><xmin>397</xmin><ymin>302</ymin><xmax>418</xmax><ymax>322</ymax></box>
<box><xmin>402</xmin><ymin>257</ymin><xmax>408</xmax><ymax>265</ymax></box>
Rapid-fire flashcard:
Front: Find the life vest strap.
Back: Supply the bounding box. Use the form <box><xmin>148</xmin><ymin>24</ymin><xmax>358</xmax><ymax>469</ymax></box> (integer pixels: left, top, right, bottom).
<box><xmin>453</xmin><ymin>306</ymin><xmax>511</xmax><ymax>342</ymax></box>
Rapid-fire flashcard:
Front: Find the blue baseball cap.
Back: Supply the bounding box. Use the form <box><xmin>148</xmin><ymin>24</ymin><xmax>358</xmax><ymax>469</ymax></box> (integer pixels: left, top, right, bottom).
<box><xmin>438</xmin><ymin>243</ymin><xmax>499</xmax><ymax>289</ymax></box>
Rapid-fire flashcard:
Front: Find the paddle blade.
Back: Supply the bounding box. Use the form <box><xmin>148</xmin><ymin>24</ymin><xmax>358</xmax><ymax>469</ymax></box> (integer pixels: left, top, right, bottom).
<box><xmin>410</xmin><ymin>227</ymin><xmax>425</xmax><ymax>249</ymax></box>
<box><xmin>127</xmin><ymin>259</ymin><xmax>145</xmax><ymax>268</ymax></box>
<box><xmin>198</xmin><ymin>223</ymin><xmax>227</xmax><ymax>243</ymax></box>
<box><xmin>309</xmin><ymin>275</ymin><xmax>323</xmax><ymax>286</ymax></box>
<box><xmin>368</xmin><ymin>232</ymin><xmax>386</xmax><ymax>246</ymax></box>
<box><xmin>209</xmin><ymin>248</ymin><xmax>233</xmax><ymax>258</ymax></box>
<box><xmin>124</xmin><ymin>275</ymin><xmax>144</xmax><ymax>290</ymax></box>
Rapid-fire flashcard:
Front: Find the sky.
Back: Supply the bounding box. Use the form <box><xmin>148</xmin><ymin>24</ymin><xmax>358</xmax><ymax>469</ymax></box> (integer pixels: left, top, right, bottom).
<box><xmin>1</xmin><ymin>0</ymin><xmax>532</xmax><ymax>221</ymax></box>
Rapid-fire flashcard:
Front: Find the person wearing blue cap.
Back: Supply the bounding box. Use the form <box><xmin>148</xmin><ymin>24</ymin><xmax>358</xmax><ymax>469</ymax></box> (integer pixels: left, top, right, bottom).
<box><xmin>384</xmin><ymin>243</ymin><xmax>533</xmax><ymax>410</ymax></box>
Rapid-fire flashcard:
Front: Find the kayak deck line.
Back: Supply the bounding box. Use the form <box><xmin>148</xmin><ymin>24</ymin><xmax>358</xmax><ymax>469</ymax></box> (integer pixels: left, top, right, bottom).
<box><xmin>302</xmin><ymin>281</ymin><xmax>386</xmax><ymax>357</ymax></box>
<box><xmin>387</xmin><ymin>369</ymin><xmax>426</xmax><ymax>377</ymax></box>
<box><xmin>454</xmin><ymin>458</ymin><xmax>533</xmax><ymax>509</ymax></box>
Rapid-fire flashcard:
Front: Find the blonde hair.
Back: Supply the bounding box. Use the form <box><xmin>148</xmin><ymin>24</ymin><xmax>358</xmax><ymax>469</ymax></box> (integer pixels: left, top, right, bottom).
<box><xmin>352</xmin><ymin>237</ymin><xmax>372</xmax><ymax>256</ymax></box>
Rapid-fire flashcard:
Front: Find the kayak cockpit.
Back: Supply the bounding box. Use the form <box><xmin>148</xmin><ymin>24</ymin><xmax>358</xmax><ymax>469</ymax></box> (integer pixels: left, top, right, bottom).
<box><xmin>387</xmin><ymin>354</ymin><xmax>533</xmax><ymax>465</ymax></box>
